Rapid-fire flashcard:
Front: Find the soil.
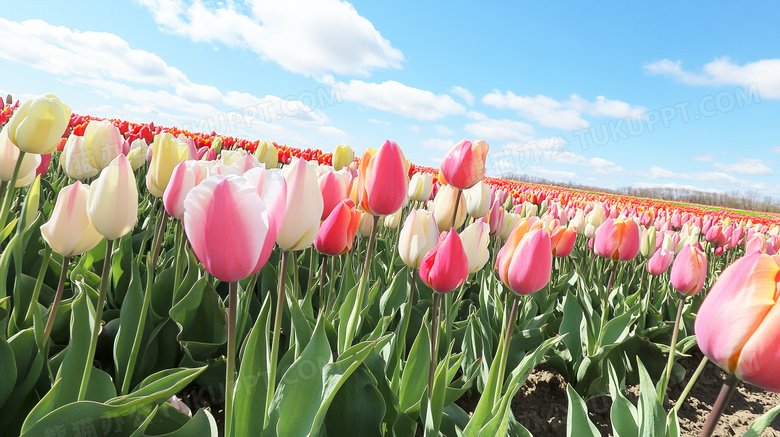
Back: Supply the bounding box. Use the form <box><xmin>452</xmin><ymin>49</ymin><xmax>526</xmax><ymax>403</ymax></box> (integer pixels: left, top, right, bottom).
<box><xmin>479</xmin><ymin>348</ymin><xmax>780</xmax><ymax>436</ymax></box>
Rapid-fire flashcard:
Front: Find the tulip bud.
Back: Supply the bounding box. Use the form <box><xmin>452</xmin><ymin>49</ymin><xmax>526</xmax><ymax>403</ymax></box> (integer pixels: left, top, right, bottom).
<box><xmin>430</xmin><ymin>184</ymin><xmax>466</xmax><ymax>232</ymax></box>
<box><xmin>82</xmin><ymin>120</ymin><xmax>123</xmax><ymax>171</ymax></box>
<box><xmin>253</xmin><ymin>140</ymin><xmax>278</xmax><ymax>169</ymax></box>
<box><xmin>464</xmin><ymin>181</ymin><xmax>491</xmax><ymax>219</ymax></box>
<box><xmin>277</xmin><ymin>158</ymin><xmax>324</xmax><ymax>251</ymax></box>
<box><xmin>0</xmin><ymin>128</ymin><xmax>41</xmax><ymax>187</ymax></box>
<box><xmin>550</xmin><ymin>225</ymin><xmax>577</xmax><ymax>257</ymax></box>
<box><xmin>164</xmin><ymin>161</ymin><xmax>210</xmax><ymax>220</ymax></box>
<box><xmin>332</xmin><ymin>144</ymin><xmax>354</xmax><ymax>171</ymax></box>
<box><xmin>495</xmin><ymin>225</ymin><xmax>552</xmax><ymax>295</ymax></box>
<box><xmin>419</xmin><ymin>229</ymin><xmax>469</xmax><ymax>293</ymax></box>
<box><xmin>640</xmin><ymin>227</ymin><xmax>657</xmax><ymax>258</ymax></box>
<box><xmin>499</xmin><ymin>213</ymin><xmax>521</xmax><ymax>241</ymax></box>
<box><xmin>440</xmin><ymin>139</ymin><xmax>488</xmax><ymax>190</ymax></box>
<box><xmin>358</xmin><ymin>141</ymin><xmax>408</xmax><ymax>216</ymax></box>
<box><xmin>408</xmin><ymin>173</ymin><xmax>433</xmax><ymax>202</ymax></box>
<box><xmin>647</xmin><ymin>248</ymin><xmax>674</xmax><ymax>275</ymax></box>
<box><xmin>41</xmin><ymin>181</ymin><xmax>104</xmax><ymax>256</ymax></box>
<box><xmin>460</xmin><ymin>220</ymin><xmax>491</xmax><ymax>273</ymax></box>
<box><xmin>147</xmin><ymin>133</ymin><xmax>190</xmax><ymax>197</ymax></box>
<box><xmin>398</xmin><ymin>209</ymin><xmax>439</xmax><ymax>269</ymax></box>
<box><xmin>87</xmin><ymin>155</ymin><xmax>139</xmax><ymax>240</ymax></box>
<box><xmin>4</xmin><ymin>94</ymin><xmax>71</xmax><ymax>154</ymax></box>
<box><xmin>314</xmin><ymin>199</ymin><xmax>360</xmax><ymax>256</ymax></box>
<box><xmin>383</xmin><ymin>208</ymin><xmax>403</xmax><ymax>229</ymax></box>
<box><xmin>594</xmin><ymin>217</ymin><xmax>640</xmax><ymax>261</ymax></box>
<box><xmin>670</xmin><ymin>244</ymin><xmax>707</xmax><ymax>296</ymax></box>
<box><xmin>127</xmin><ymin>138</ymin><xmax>149</xmax><ymax>171</ymax></box>
<box><xmin>318</xmin><ymin>169</ymin><xmax>352</xmax><ymax>220</ymax></box>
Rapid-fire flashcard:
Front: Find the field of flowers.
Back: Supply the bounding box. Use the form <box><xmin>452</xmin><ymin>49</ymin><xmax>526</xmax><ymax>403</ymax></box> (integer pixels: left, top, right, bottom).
<box><xmin>1</xmin><ymin>94</ymin><xmax>779</xmax><ymax>437</ymax></box>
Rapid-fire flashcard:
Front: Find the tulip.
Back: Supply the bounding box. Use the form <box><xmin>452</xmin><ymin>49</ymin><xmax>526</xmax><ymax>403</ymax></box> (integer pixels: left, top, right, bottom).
<box><xmin>640</xmin><ymin>226</ymin><xmax>657</xmax><ymax>258</ymax></box>
<box><xmin>254</xmin><ymin>140</ymin><xmax>278</xmax><ymax>169</ymax></box>
<box><xmin>41</xmin><ymin>181</ymin><xmax>103</xmax><ymax>256</ymax></box>
<box><xmin>460</xmin><ymin>220</ymin><xmax>491</xmax><ymax>273</ymax></box>
<box><xmin>357</xmin><ymin>211</ymin><xmax>375</xmax><ymax>237</ymax></box>
<box><xmin>670</xmin><ymin>244</ymin><xmax>707</xmax><ymax>296</ymax></box>
<box><xmin>276</xmin><ymin>158</ymin><xmax>324</xmax><ymax>251</ymax></box>
<box><xmin>646</xmin><ymin>248</ymin><xmax>674</xmax><ymax>276</ymax></box>
<box><xmin>430</xmin><ymin>184</ymin><xmax>466</xmax><ymax>232</ymax></box>
<box><xmin>695</xmin><ymin>252</ymin><xmax>780</xmax><ymax>392</ymax></box>
<box><xmin>408</xmin><ymin>172</ymin><xmax>433</xmax><ymax>202</ymax></box>
<box><xmin>36</xmin><ymin>153</ymin><xmax>52</xmax><ymax>177</ymax></box>
<box><xmin>499</xmin><ymin>213</ymin><xmax>522</xmax><ymax>241</ymax></box>
<box><xmin>60</xmin><ymin>135</ymin><xmax>99</xmax><ymax>180</ymax></box>
<box><xmin>464</xmin><ymin>181</ymin><xmax>491</xmax><ymax>219</ymax></box>
<box><xmin>550</xmin><ymin>225</ymin><xmax>577</xmax><ymax>257</ymax></box>
<box><xmin>495</xmin><ymin>226</ymin><xmax>552</xmax><ymax>295</ymax></box>
<box><xmin>127</xmin><ymin>138</ymin><xmax>149</xmax><ymax>171</ymax></box>
<box><xmin>382</xmin><ymin>208</ymin><xmax>403</xmax><ymax>229</ymax></box>
<box><xmin>163</xmin><ymin>161</ymin><xmax>210</xmax><ymax>220</ymax></box>
<box><xmin>332</xmin><ymin>144</ymin><xmax>354</xmax><ymax>171</ymax></box>
<box><xmin>419</xmin><ymin>229</ymin><xmax>469</xmax><ymax>293</ymax></box>
<box><xmin>398</xmin><ymin>209</ymin><xmax>439</xmax><ymax>269</ymax></box>
<box><xmin>146</xmin><ymin>132</ymin><xmax>191</xmax><ymax>197</ymax></box>
<box><xmin>4</xmin><ymin>94</ymin><xmax>71</xmax><ymax>154</ymax></box>
<box><xmin>0</xmin><ymin>128</ymin><xmax>41</xmax><ymax>187</ymax></box>
<box><xmin>86</xmin><ymin>155</ymin><xmax>139</xmax><ymax>240</ymax></box>
<box><xmin>357</xmin><ymin>141</ymin><xmax>408</xmax><ymax>216</ymax></box>
<box><xmin>318</xmin><ymin>169</ymin><xmax>351</xmax><ymax>220</ymax></box>
<box><xmin>594</xmin><ymin>217</ymin><xmax>640</xmax><ymax>261</ymax></box>
<box><xmin>569</xmin><ymin>210</ymin><xmax>585</xmax><ymax>234</ymax></box>
<box><xmin>487</xmin><ymin>198</ymin><xmax>505</xmax><ymax>236</ymax></box>
<box><xmin>314</xmin><ymin>199</ymin><xmax>360</xmax><ymax>256</ymax></box>
<box><xmin>439</xmin><ymin>139</ymin><xmax>488</xmax><ymax>190</ymax></box>
<box><xmin>184</xmin><ymin>173</ymin><xmax>285</xmax><ymax>282</ymax></box>
<box><xmin>81</xmin><ymin>120</ymin><xmax>123</xmax><ymax>171</ymax></box>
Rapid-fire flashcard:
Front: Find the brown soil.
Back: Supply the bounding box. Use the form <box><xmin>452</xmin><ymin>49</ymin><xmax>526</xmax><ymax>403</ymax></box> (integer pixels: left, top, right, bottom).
<box><xmin>490</xmin><ymin>349</ymin><xmax>780</xmax><ymax>436</ymax></box>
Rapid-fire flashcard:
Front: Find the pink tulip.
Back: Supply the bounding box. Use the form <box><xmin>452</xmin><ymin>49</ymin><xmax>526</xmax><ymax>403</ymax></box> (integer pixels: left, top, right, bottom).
<box><xmin>183</xmin><ymin>173</ymin><xmax>286</xmax><ymax>282</ymax></box>
<box><xmin>357</xmin><ymin>140</ymin><xmax>408</xmax><ymax>216</ymax></box>
<box><xmin>594</xmin><ymin>217</ymin><xmax>640</xmax><ymax>261</ymax></box>
<box><xmin>318</xmin><ymin>170</ymin><xmax>351</xmax><ymax>220</ymax></box>
<box><xmin>550</xmin><ymin>226</ymin><xmax>576</xmax><ymax>257</ymax></box>
<box><xmin>647</xmin><ymin>248</ymin><xmax>674</xmax><ymax>276</ymax></box>
<box><xmin>314</xmin><ymin>199</ymin><xmax>360</xmax><ymax>256</ymax></box>
<box><xmin>440</xmin><ymin>139</ymin><xmax>489</xmax><ymax>190</ymax></box>
<box><xmin>164</xmin><ymin>161</ymin><xmax>209</xmax><ymax>220</ymax></box>
<box><xmin>487</xmin><ymin>198</ymin><xmax>505</xmax><ymax>236</ymax></box>
<box><xmin>670</xmin><ymin>244</ymin><xmax>707</xmax><ymax>296</ymax></box>
<box><xmin>495</xmin><ymin>224</ymin><xmax>552</xmax><ymax>295</ymax></box>
<box><xmin>695</xmin><ymin>252</ymin><xmax>780</xmax><ymax>392</ymax></box>
<box><xmin>419</xmin><ymin>229</ymin><xmax>469</xmax><ymax>293</ymax></box>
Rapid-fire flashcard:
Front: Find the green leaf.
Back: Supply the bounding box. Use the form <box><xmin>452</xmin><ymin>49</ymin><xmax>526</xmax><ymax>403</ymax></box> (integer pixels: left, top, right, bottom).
<box><xmin>147</xmin><ymin>408</ymin><xmax>218</xmax><ymax>437</ymax></box>
<box><xmin>286</xmin><ymin>285</ymin><xmax>314</xmax><ymax>356</ymax></box>
<box><xmin>324</xmin><ymin>364</ymin><xmax>385</xmax><ymax>437</ymax></box>
<box><xmin>114</xmin><ymin>261</ymin><xmax>147</xmax><ymax>394</ymax></box>
<box><xmin>54</xmin><ymin>287</ymin><xmax>96</xmax><ymax>407</ymax></box>
<box><xmin>0</xmin><ymin>336</ymin><xmax>16</xmax><ymax>409</ymax></box>
<box><xmin>565</xmin><ymin>384</ymin><xmax>600</xmax><ymax>437</ymax></box>
<box><xmin>607</xmin><ymin>363</ymin><xmax>638</xmax><ymax>437</ymax></box>
<box><xmin>108</xmin><ymin>366</ymin><xmax>206</xmax><ymax>411</ymax></box>
<box><xmin>169</xmin><ymin>278</ymin><xmax>227</xmax><ymax>362</ymax></box>
<box><xmin>744</xmin><ymin>403</ymin><xmax>780</xmax><ymax>437</ymax></box>
<box><xmin>379</xmin><ymin>267</ymin><xmax>409</xmax><ymax>317</ymax></box>
<box><xmin>20</xmin><ymin>401</ymin><xmax>156</xmax><ymax>437</ymax></box>
<box><xmin>398</xmin><ymin>314</ymin><xmax>431</xmax><ymax>417</ymax></box>
<box><xmin>636</xmin><ymin>358</ymin><xmax>665</xmax><ymax>437</ymax></box>
<box><xmin>231</xmin><ymin>295</ymin><xmax>272</xmax><ymax>436</ymax></box>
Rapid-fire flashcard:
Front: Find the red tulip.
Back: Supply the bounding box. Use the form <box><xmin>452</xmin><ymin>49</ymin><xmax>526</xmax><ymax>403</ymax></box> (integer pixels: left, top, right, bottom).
<box><xmin>695</xmin><ymin>252</ymin><xmax>780</xmax><ymax>392</ymax></box>
<box><xmin>357</xmin><ymin>140</ymin><xmax>408</xmax><ymax>216</ymax></box>
<box><xmin>314</xmin><ymin>199</ymin><xmax>361</xmax><ymax>256</ymax></box>
<box><xmin>670</xmin><ymin>244</ymin><xmax>707</xmax><ymax>295</ymax></box>
<box><xmin>419</xmin><ymin>229</ymin><xmax>469</xmax><ymax>293</ymax></box>
<box><xmin>318</xmin><ymin>170</ymin><xmax>351</xmax><ymax>220</ymax></box>
<box><xmin>440</xmin><ymin>139</ymin><xmax>489</xmax><ymax>190</ymax></box>
<box><xmin>594</xmin><ymin>217</ymin><xmax>640</xmax><ymax>261</ymax></box>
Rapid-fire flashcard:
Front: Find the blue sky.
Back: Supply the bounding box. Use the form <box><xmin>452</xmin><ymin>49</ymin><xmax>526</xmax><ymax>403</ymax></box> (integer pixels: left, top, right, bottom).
<box><xmin>2</xmin><ymin>1</ymin><xmax>779</xmax><ymax>198</ymax></box>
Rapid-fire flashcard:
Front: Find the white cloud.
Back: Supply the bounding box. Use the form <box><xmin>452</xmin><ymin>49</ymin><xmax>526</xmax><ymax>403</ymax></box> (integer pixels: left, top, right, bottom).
<box><xmin>434</xmin><ymin>125</ymin><xmax>454</xmax><ymax>136</ymax></box>
<box><xmin>713</xmin><ymin>158</ymin><xmax>773</xmax><ymax>175</ymax></box>
<box><xmin>694</xmin><ymin>154</ymin><xmax>715</xmax><ymax>162</ymax></box>
<box><xmin>337</xmin><ymin>80</ymin><xmax>466</xmax><ymax>120</ymax></box>
<box><xmin>464</xmin><ymin>118</ymin><xmax>534</xmax><ymax>142</ymax></box>
<box><xmin>633</xmin><ymin>181</ymin><xmax>722</xmax><ymax>193</ymax></box>
<box><xmin>482</xmin><ymin>90</ymin><xmax>646</xmax><ymax>130</ymax></box>
<box><xmin>137</xmin><ymin>0</ymin><xmax>404</xmax><ymax>77</ymax></box>
<box><xmin>645</xmin><ymin>57</ymin><xmax>780</xmax><ymax>99</ymax></box>
<box><xmin>368</xmin><ymin>118</ymin><xmax>391</xmax><ymax>126</ymax></box>
<box><xmin>421</xmin><ymin>138</ymin><xmax>454</xmax><ymax>151</ymax></box>
<box><xmin>491</xmin><ymin>138</ymin><xmax>624</xmax><ymax>175</ymax></box>
<box><xmin>529</xmin><ymin>166</ymin><xmax>577</xmax><ymax>180</ymax></box>
<box><xmin>450</xmin><ymin>86</ymin><xmax>474</xmax><ymax>105</ymax></box>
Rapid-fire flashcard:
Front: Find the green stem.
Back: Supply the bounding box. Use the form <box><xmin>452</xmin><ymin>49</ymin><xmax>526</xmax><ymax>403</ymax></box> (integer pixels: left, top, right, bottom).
<box><xmin>136</xmin><ymin>200</ymin><xmax>159</xmax><ymax>264</ymax></box>
<box><xmin>267</xmin><ymin>250</ymin><xmax>289</xmax><ymax>422</ymax></box>
<box><xmin>318</xmin><ymin>255</ymin><xmax>327</xmax><ymax>311</ymax></box>
<box><xmin>224</xmin><ymin>281</ymin><xmax>238</xmax><ymax>437</ymax></box>
<box><xmin>173</xmin><ymin>222</ymin><xmax>185</xmax><ymax>290</ymax></box>
<box><xmin>151</xmin><ymin>210</ymin><xmax>168</xmax><ymax>269</ymax></box>
<box><xmin>325</xmin><ymin>256</ymin><xmax>337</xmax><ymax>315</ymax></box>
<box><xmin>27</xmin><ymin>247</ymin><xmax>52</xmax><ymax>325</ymax></box>
<box><xmin>0</xmin><ymin>150</ymin><xmax>25</xmax><ymax>230</ymax></box>
<box><xmin>428</xmin><ymin>292</ymin><xmax>442</xmax><ymax>400</ymax></box>
<box><xmin>42</xmin><ymin>254</ymin><xmax>68</xmax><ymax>344</ymax></box>
<box><xmin>306</xmin><ymin>248</ymin><xmax>315</xmax><ymax>296</ymax></box>
<box><xmin>342</xmin><ymin>214</ymin><xmax>380</xmax><ymax>352</ymax></box>
<box><xmin>498</xmin><ymin>295</ymin><xmax>521</xmax><ymax>389</ymax></box>
<box><xmin>674</xmin><ymin>356</ymin><xmax>709</xmax><ymax>414</ymax></box>
<box><xmin>658</xmin><ymin>297</ymin><xmax>687</xmax><ymax>399</ymax></box>
<box><xmin>600</xmin><ymin>260</ymin><xmax>619</xmax><ymax>332</ymax></box>
<box><xmin>452</xmin><ymin>189</ymin><xmax>462</xmax><ymax>230</ymax></box>
<box><xmin>120</xmin><ymin>256</ymin><xmax>154</xmax><ymax>395</ymax></box>
<box><xmin>78</xmin><ymin>239</ymin><xmax>114</xmax><ymax>401</ymax></box>
<box><xmin>698</xmin><ymin>374</ymin><xmax>739</xmax><ymax>437</ymax></box>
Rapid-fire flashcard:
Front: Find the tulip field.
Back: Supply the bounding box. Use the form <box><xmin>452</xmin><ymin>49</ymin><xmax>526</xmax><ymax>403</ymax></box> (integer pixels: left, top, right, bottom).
<box><xmin>3</xmin><ymin>94</ymin><xmax>780</xmax><ymax>437</ymax></box>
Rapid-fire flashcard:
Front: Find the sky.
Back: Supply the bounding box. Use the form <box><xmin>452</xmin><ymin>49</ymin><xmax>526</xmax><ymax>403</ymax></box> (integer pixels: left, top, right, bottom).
<box><xmin>2</xmin><ymin>1</ymin><xmax>779</xmax><ymax>198</ymax></box>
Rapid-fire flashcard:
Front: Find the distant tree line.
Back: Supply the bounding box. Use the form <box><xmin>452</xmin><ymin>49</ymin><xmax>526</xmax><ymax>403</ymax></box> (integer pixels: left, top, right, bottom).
<box><xmin>504</xmin><ymin>173</ymin><xmax>780</xmax><ymax>214</ymax></box>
